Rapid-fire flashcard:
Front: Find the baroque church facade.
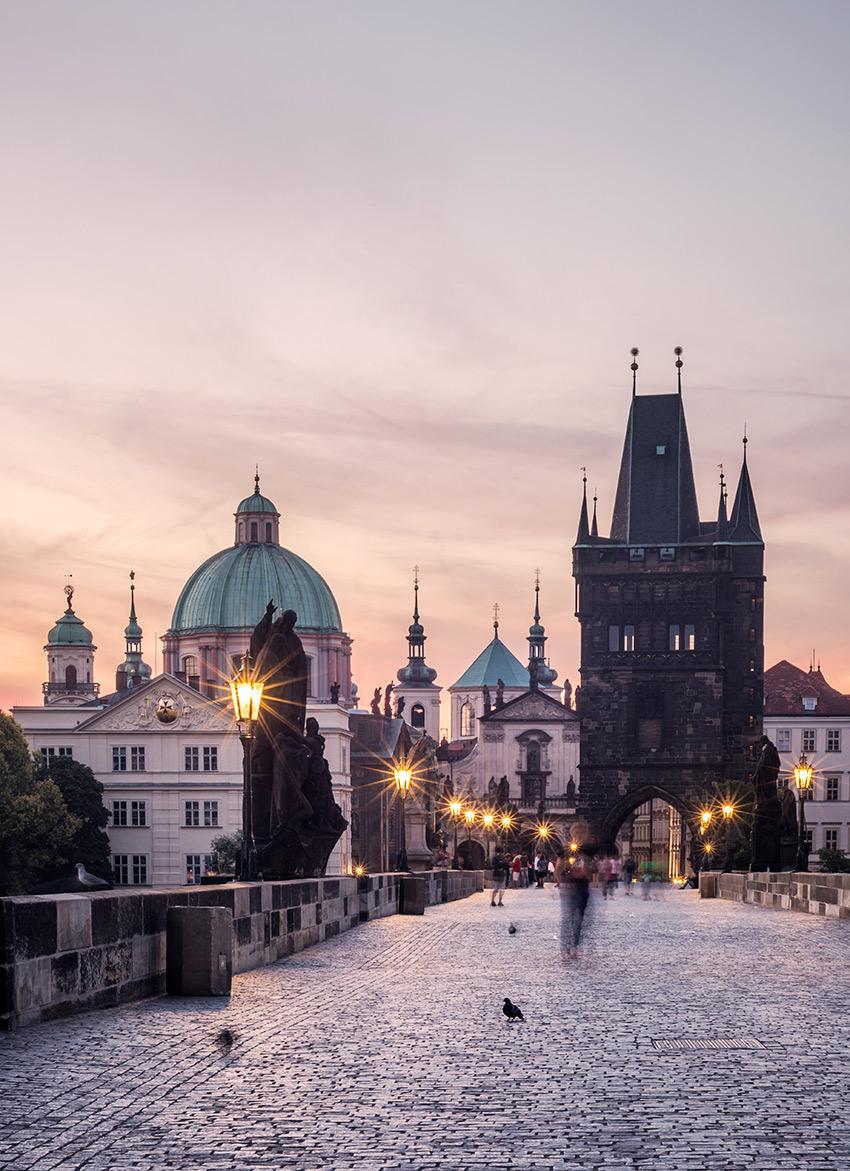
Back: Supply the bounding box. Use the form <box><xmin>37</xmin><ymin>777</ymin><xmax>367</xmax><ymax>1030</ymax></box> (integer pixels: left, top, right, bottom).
<box><xmin>14</xmin><ymin>478</ymin><xmax>353</xmax><ymax>885</ymax></box>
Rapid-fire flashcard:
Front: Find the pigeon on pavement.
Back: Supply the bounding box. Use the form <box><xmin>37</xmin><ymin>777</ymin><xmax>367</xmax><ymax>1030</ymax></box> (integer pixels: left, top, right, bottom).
<box><xmin>503</xmin><ymin>998</ymin><xmax>525</xmax><ymax>1022</ymax></box>
<box><xmin>508</xmin><ymin>922</ymin><xmax>517</xmax><ymax>935</ymax></box>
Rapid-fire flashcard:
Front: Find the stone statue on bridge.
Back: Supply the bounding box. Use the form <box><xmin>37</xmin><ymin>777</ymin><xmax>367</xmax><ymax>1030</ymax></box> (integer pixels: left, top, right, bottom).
<box><xmin>249</xmin><ymin>602</ymin><xmax>348</xmax><ymax>879</ymax></box>
<box><xmin>750</xmin><ymin>735</ymin><xmax>782</xmax><ymax>872</ymax></box>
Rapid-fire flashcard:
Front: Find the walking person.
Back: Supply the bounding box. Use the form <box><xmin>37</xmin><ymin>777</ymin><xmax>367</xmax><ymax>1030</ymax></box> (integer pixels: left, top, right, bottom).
<box><xmin>511</xmin><ymin>853</ymin><xmax>523</xmax><ymax>889</ymax></box>
<box><xmin>623</xmin><ymin>856</ymin><xmax>635</xmax><ymax>894</ymax></box>
<box><xmin>607</xmin><ymin>854</ymin><xmax>620</xmax><ymax>898</ymax></box>
<box><xmin>555</xmin><ymin>849</ymin><xmax>591</xmax><ymax>961</ymax></box>
<box><xmin>535</xmin><ymin>853</ymin><xmax>548</xmax><ymax>888</ymax></box>
<box><xmin>490</xmin><ymin>847</ymin><xmax>508</xmax><ymax>906</ymax></box>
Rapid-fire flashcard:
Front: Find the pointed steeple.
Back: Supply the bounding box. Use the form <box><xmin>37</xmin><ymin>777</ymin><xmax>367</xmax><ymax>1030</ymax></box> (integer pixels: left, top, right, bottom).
<box><xmin>116</xmin><ymin>572</ymin><xmax>152</xmax><ymax>691</ymax></box>
<box><xmin>396</xmin><ymin>566</ymin><xmax>437</xmax><ymax>686</ymax></box>
<box><xmin>609</xmin><ymin>348</ymin><xmax>700</xmax><ymax>544</ymax></box>
<box><xmin>728</xmin><ymin>433</ymin><xmax>762</xmax><ymax>543</ymax></box>
<box><xmin>715</xmin><ymin>464</ymin><xmax>728</xmax><ymax>542</ymax></box>
<box><xmin>576</xmin><ymin>470</ymin><xmax>590</xmax><ymax>543</ymax></box>
<box><xmin>591</xmin><ymin>489</ymin><xmax>599</xmax><ymax>538</ymax></box>
<box><xmin>527</xmin><ymin>570</ymin><xmax>557</xmax><ymax>688</ymax></box>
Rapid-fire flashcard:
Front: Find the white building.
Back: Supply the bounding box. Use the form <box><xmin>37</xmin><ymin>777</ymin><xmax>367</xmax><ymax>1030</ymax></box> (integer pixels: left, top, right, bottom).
<box><xmin>764</xmin><ymin>659</ymin><xmax>850</xmax><ymax>863</ymax></box>
<box><xmin>14</xmin><ymin>478</ymin><xmax>353</xmax><ymax>884</ymax></box>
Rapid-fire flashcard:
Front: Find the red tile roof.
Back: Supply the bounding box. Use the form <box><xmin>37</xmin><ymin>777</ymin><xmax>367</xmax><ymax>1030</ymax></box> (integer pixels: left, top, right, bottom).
<box><xmin>764</xmin><ymin>660</ymin><xmax>850</xmax><ymax>716</ymax></box>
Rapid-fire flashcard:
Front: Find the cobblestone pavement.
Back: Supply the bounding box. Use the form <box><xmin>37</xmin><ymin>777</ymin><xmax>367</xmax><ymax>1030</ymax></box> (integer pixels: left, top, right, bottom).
<box><xmin>2</xmin><ymin>884</ymin><xmax>850</xmax><ymax>1171</ymax></box>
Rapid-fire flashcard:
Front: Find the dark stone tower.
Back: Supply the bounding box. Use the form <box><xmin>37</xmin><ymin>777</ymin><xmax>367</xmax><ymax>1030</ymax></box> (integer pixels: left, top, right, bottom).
<box><xmin>572</xmin><ymin>351</ymin><xmax>764</xmax><ymax>852</ymax></box>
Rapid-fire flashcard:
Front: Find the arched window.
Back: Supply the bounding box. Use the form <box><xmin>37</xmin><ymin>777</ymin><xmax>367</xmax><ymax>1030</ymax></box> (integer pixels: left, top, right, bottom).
<box><xmin>265</xmin><ymin>522</ymin><xmax>272</xmax><ymax>542</ymax></box>
<box><xmin>250</xmin><ymin>521</ymin><xmax>258</xmax><ymax>542</ymax></box>
<box><xmin>65</xmin><ymin>665</ymin><xmax>77</xmax><ymax>686</ymax></box>
<box><xmin>411</xmin><ymin>703</ymin><xmax>425</xmax><ymax>728</ymax></box>
<box><xmin>182</xmin><ymin>655</ymin><xmax>199</xmax><ymax>680</ymax></box>
<box><xmin>238</xmin><ymin>523</ymin><xmax>245</xmax><ymax>543</ymax></box>
<box><xmin>460</xmin><ymin>702</ymin><xmax>476</xmax><ymax>738</ymax></box>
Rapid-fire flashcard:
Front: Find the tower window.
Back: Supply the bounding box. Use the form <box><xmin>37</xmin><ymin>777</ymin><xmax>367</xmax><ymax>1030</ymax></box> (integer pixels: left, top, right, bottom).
<box><xmin>608</xmin><ymin>626</ymin><xmax>620</xmax><ymax>651</ymax></box>
<box><xmin>684</xmin><ymin>624</ymin><xmax>695</xmax><ymax>651</ymax></box>
<box><xmin>265</xmin><ymin>522</ymin><xmax>272</xmax><ymax>542</ymax></box>
<box><xmin>250</xmin><ymin>522</ymin><xmax>258</xmax><ymax>542</ymax></box>
<box><xmin>65</xmin><ymin>665</ymin><xmax>77</xmax><ymax>686</ymax></box>
<box><xmin>460</xmin><ymin>702</ymin><xmax>476</xmax><ymax>738</ymax></box>
<box><xmin>623</xmin><ymin>625</ymin><xmax>635</xmax><ymax>652</ymax></box>
<box><xmin>411</xmin><ymin>703</ymin><xmax>425</xmax><ymax>728</ymax></box>
<box><xmin>669</xmin><ymin>625</ymin><xmax>680</xmax><ymax>651</ymax></box>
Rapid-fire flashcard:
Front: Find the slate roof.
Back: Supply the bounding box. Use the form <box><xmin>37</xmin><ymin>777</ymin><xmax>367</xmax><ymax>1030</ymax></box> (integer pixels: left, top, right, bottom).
<box><xmin>764</xmin><ymin>661</ymin><xmax>850</xmax><ymax>716</ymax></box>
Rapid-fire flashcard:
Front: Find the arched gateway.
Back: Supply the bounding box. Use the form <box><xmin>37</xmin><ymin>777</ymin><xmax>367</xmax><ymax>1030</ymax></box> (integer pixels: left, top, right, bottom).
<box><xmin>571</xmin><ymin>356</ymin><xmax>766</xmax><ymax>855</ymax></box>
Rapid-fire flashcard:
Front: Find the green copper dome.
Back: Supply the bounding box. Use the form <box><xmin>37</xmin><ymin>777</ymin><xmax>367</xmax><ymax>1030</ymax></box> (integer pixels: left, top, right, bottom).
<box><xmin>47</xmin><ymin>605</ymin><xmax>94</xmax><ymax>647</ymax></box>
<box><xmin>169</xmin><ymin>543</ymin><xmax>342</xmax><ymax>634</ymax></box>
<box><xmin>236</xmin><ymin>490</ymin><xmax>278</xmax><ymax>516</ymax></box>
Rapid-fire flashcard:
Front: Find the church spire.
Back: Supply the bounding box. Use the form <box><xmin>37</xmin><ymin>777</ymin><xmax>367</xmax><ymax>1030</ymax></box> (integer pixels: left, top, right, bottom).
<box><xmin>728</xmin><ymin>431</ymin><xmax>762</xmax><ymax>543</ymax></box>
<box><xmin>116</xmin><ymin>571</ymin><xmax>152</xmax><ymax>692</ymax></box>
<box><xmin>527</xmin><ymin>570</ymin><xmax>557</xmax><ymax>689</ymax></box>
<box><xmin>396</xmin><ymin>565</ymin><xmax>437</xmax><ymax>687</ymax></box>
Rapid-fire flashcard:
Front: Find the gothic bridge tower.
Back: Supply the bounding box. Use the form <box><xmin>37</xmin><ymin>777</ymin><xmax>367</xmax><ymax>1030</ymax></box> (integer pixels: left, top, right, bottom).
<box><xmin>572</xmin><ymin>350</ymin><xmax>764</xmax><ymax>853</ymax></box>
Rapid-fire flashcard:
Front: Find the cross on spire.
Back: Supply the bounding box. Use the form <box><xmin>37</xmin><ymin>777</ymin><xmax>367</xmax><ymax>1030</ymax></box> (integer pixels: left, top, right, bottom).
<box><xmin>493</xmin><ymin>602</ymin><xmax>500</xmax><ymax>630</ymax></box>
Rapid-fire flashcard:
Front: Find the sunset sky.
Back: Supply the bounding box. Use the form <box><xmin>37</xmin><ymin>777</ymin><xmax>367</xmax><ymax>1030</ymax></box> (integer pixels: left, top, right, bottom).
<box><xmin>2</xmin><ymin>1</ymin><xmax>850</xmax><ymax>719</ymax></box>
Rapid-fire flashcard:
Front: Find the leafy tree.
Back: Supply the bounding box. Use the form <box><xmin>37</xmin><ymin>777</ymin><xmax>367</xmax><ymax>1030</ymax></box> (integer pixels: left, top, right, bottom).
<box><xmin>209</xmin><ymin>831</ymin><xmax>242</xmax><ymax>873</ymax></box>
<box><xmin>816</xmin><ymin>847</ymin><xmax>850</xmax><ymax>873</ymax></box>
<box><xmin>33</xmin><ymin>754</ymin><xmax>112</xmax><ymax>882</ymax></box>
<box><xmin>0</xmin><ymin>713</ymin><xmax>81</xmax><ymax>895</ymax></box>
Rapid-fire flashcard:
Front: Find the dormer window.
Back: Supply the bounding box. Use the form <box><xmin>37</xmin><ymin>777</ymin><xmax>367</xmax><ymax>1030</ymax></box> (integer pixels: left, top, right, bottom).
<box><xmin>802</xmin><ymin>695</ymin><xmax>817</xmax><ymax>712</ymax></box>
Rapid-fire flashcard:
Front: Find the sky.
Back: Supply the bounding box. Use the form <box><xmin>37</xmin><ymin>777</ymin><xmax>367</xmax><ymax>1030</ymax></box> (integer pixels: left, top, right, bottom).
<box><xmin>2</xmin><ymin>0</ymin><xmax>850</xmax><ymax>720</ymax></box>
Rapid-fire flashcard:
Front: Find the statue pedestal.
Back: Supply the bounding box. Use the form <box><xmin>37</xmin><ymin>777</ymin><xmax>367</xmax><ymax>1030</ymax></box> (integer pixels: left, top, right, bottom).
<box><xmin>405</xmin><ymin>805</ymin><xmax>434</xmax><ymax>872</ymax></box>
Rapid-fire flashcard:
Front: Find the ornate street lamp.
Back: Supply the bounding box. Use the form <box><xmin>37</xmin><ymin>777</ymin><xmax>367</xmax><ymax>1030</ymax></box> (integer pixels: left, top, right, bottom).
<box><xmin>482</xmin><ymin>812</ymin><xmax>495</xmax><ymax>867</ymax></box>
<box><xmin>394</xmin><ymin>763</ymin><xmax>413</xmax><ymax>872</ymax></box>
<box><xmin>794</xmin><ymin>754</ymin><xmax>814</xmax><ymax>872</ymax></box>
<box><xmin>449</xmin><ymin>798</ymin><xmax>462</xmax><ymax>869</ymax></box>
<box><xmin>500</xmin><ymin>812</ymin><xmax>514</xmax><ymax>853</ymax></box>
<box><xmin>721</xmin><ymin>802</ymin><xmax>735</xmax><ymax>873</ymax></box>
<box><xmin>228</xmin><ymin>653</ymin><xmax>264</xmax><ymax>882</ymax></box>
<box><xmin>464</xmin><ymin>806</ymin><xmax>476</xmax><ymax>869</ymax></box>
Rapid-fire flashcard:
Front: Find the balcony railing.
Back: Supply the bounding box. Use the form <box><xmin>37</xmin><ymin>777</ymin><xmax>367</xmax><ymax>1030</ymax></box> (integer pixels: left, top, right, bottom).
<box><xmin>43</xmin><ymin>682</ymin><xmax>100</xmax><ymax>697</ymax></box>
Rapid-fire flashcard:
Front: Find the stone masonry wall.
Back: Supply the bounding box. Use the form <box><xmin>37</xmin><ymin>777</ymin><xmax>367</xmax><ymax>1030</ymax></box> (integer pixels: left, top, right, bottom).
<box><xmin>0</xmin><ymin>870</ymin><xmax>483</xmax><ymax>1031</ymax></box>
<box><xmin>715</xmin><ymin>871</ymin><xmax>850</xmax><ymax>918</ymax></box>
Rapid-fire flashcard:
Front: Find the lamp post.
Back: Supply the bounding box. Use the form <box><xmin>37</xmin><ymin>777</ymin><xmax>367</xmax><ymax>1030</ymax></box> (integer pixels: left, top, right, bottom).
<box><xmin>794</xmin><ymin>754</ymin><xmax>814</xmax><ymax>872</ymax></box>
<box><xmin>464</xmin><ymin>806</ymin><xmax>475</xmax><ymax>869</ymax></box>
<box><xmin>449</xmin><ymin>798</ymin><xmax>462</xmax><ymax>869</ymax></box>
<box><xmin>698</xmin><ymin>809</ymin><xmax>713</xmax><ymax>873</ymax></box>
<box><xmin>394</xmin><ymin>762</ymin><xmax>413</xmax><ymax>872</ymax></box>
<box><xmin>500</xmin><ymin>812</ymin><xmax>513</xmax><ymax>853</ymax></box>
<box><xmin>721</xmin><ymin>802</ymin><xmax>735</xmax><ymax>872</ymax></box>
<box><xmin>482</xmin><ymin>812</ymin><xmax>494</xmax><ymax>867</ymax></box>
<box><xmin>228</xmin><ymin>653</ymin><xmax>264</xmax><ymax>882</ymax></box>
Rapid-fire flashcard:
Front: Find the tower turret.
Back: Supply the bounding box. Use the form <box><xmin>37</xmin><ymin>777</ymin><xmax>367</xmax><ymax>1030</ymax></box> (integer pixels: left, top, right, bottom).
<box><xmin>527</xmin><ymin>571</ymin><xmax>558</xmax><ymax>689</ymax></box>
<box><xmin>394</xmin><ymin>567</ymin><xmax>441</xmax><ymax>737</ymax></box>
<box><xmin>116</xmin><ymin>572</ymin><xmax>152</xmax><ymax>691</ymax></box>
<box><xmin>43</xmin><ymin>583</ymin><xmax>99</xmax><ymax>705</ymax></box>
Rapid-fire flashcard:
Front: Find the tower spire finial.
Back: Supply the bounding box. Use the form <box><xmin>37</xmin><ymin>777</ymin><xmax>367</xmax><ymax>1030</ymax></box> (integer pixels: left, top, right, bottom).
<box><xmin>493</xmin><ymin>602</ymin><xmax>500</xmax><ymax>632</ymax></box>
<box><xmin>630</xmin><ymin>348</ymin><xmax>639</xmax><ymax>397</ymax></box>
<box><xmin>254</xmin><ymin>465</ymin><xmax>260</xmax><ymax>494</ymax></box>
<box><xmin>591</xmin><ymin>487</ymin><xmax>599</xmax><ymax>538</ymax></box>
<box><xmin>533</xmin><ymin>568</ymin><xmax>541</xmax><ymax>623</ymax></box>
<box><xmin>129</xmin><ymin>569</ymin><xmax>137</xmax><ymax>620</ymax></box>
<box><xmin>64</xmin><ymin>574</ymin><xmax>74</xmax><ymax>611</ymax></box>
<box><xmin>412</xmin><ymin>564</ymin><xmax>420</xmax><ymax>622</ymax></box>
<box><xmin>674</xmin><ymin>346</ymin><xmax>683</xmax><ymax>395</ymax></box>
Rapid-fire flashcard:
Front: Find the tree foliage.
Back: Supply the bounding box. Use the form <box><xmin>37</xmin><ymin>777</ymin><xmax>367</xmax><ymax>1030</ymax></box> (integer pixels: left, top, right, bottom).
<box><xmin>0</xmin><ymin>713</ymin><xmax>81</xmax><ymax>895</ymax></box>
<box><xmin>817</xmin><ymin>847</ymin><xmax>850</xmax><ymax>873</ymax></box>
<box><xmin>33</xmin><ymin>753</ymin><xmax>113</xmax><ymax>882</ymax></box>
<box><xmin>209</xmin><ymin>831</ymin><xmax>242</xmax><ymax>873</ymax></box>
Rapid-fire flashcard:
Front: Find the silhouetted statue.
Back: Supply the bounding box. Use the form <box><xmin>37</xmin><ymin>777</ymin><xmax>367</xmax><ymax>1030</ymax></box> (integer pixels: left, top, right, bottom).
<box><xmin>395</xmin><ymin>696</ymin><xmax>406</xmax><ymax>719</ymax></box>
<box><xmin>566</xmin><ymin>775</ymin><xmax>576</xmax><ymax>802</ymax></box>
<box><xmin>496</xmin><ymin>679</ymin><xmax>505</xmax><ymax>709</ymax></box>
<box><xmin>384</xmin><ymin>681</ymin><xmax>394</xmax><ymax>717</ymax></box>
<box><xmin>496</xmin><ymin>776</ymin><xmax>510</xmax><ymax>808</ymax></box>
<box><xmin>750</xmin><ymin>735</ymin><xmax>782</xmax><ymax>872</ymax></box>
<box><xmin>488</xmin><ymin>776</ymin><xmax>497</xmax><ymax>799</ymax></box>
<box><xmin>329</xmin><ymin>681</ymin><xmax>340</xmax><ymax>704</ymax></box>
<box><xmin>371</xmin><ymin>687</ymin><xmax>382</xmax><ymax>715</ymax></box>
<box><xmin>249</xmin><ymin>602</ymin><xmax>347</xmax><ymax>878</ymax></box>
<box><xmin>564</xmin><ymin>679</ymin><xmax>573</xmax><ymax>709</ymax></box>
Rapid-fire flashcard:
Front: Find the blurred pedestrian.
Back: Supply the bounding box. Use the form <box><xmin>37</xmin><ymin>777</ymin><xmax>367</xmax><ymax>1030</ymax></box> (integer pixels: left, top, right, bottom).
<box><xmin>511</xmin><ymin>853</ymin><xmax>523</xmax><ymax>889</ymax></box>
<box><xmin>490</xmin><ymin>847</ymin><xmax>508</xmax><ymax>906</ymax></box>
<box><xmin>534</xmin><ymin>852</ymin><xmax>548</xmax><ymax>888</ymax></box>
<box><xmin>556</xmin><ymin>849</ymin><xmax>590</xmax><ymax>961</ymax></box>
<box><xmin>623</xmin><ymin>856</ymin><xmax>635</xmax><ymax>894</ymax></box>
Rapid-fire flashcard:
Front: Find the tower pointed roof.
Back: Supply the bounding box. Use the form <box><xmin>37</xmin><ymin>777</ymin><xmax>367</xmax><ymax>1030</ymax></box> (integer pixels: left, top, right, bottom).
<box><xmin>527</xmin><ymin>572</ymin><xmax>557</xmax><ymax>687</ymax></box>
<box><xmin>576</xmin><ymin>471</ymin><xmax>591</xmax><ymax>543</ymax></box>
<box><xmin>452</xmin><ymin>617</ymin><xmax>528</xmax><ymax>689</ymax></box>
<box><xmin>116</xmin><ymin>572</ymin><xmax>152</xmax><ymax>690</ymax></box>
<box><xmin>727</xmin><ymin>437</ymin><xmax>762</xmax><ymax>543</ymax></box>
<box><xmin>715</xmin><ymin>466</ymin><xmax>728</xmax><ymax>542</ymax></box>
<box><xmin>397</xmin><ymin>567</ymin><xmax>437</xmax><ymax>687</ymax></box>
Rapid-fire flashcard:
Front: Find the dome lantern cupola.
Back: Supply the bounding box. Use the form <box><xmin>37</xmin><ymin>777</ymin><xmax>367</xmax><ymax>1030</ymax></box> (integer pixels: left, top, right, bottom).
<box><xmin>235</xmin><ymin>470</ymin><xmax>280</xmax><ymax>546</ymax></box>
<box><xmin>527</xmin><ymin>571</ymin><xmax>558</xmax><ymax>688</ymax></box>
<box><xmin>394</xmin><ymin>567</ymin><xmax>441</xmax><ymax>737</ymax></box>
<box><xmin>43</xmin><ymin>583</ymin><xmax>99</xmax><ymax>705</ymax></box>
